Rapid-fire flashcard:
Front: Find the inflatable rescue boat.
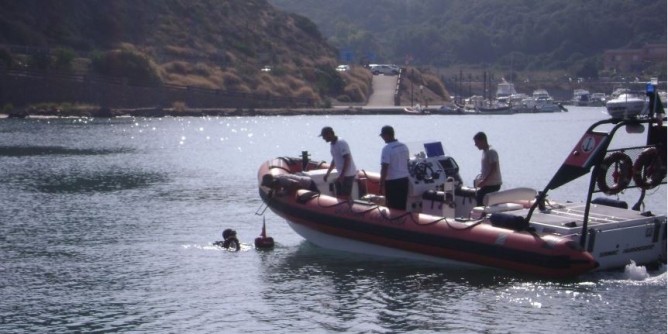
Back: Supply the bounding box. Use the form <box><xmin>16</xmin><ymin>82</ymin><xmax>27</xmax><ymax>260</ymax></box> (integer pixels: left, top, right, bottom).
<box><xmin>257</xmin><ymin>84</ymin><xmax>667</xmax><ymax>278</ymax></box>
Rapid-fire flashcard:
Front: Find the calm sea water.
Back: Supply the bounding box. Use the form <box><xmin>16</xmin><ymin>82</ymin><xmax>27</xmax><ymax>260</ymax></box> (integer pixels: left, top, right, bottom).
<box><xmin>0</xmin><ymin>108</ymin><xmax>665</xmax><ymax>334</ymax></box>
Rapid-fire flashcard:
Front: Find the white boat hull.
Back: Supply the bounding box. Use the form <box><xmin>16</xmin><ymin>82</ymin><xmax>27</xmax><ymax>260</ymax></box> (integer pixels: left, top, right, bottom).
<box><xmin>606</xmin><ymin>94</ymin><xmax>646</xmax><ymax>118</ymax></box>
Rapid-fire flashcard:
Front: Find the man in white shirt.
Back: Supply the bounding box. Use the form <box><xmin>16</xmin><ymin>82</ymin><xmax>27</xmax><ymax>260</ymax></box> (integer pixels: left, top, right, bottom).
<box><xmin>320</xmin><ymin>126</ymin><xmax>358</xmax><ymax>200</ymax></box>
<box><xmin>379</xmin><ymin>125</ymin><xmax>410</xmax><ymax>210</ymax></box>
<box><xmin>473</xmin><ymin>131</ymin><xmax>502</xmax><ymax>206</ymax></box>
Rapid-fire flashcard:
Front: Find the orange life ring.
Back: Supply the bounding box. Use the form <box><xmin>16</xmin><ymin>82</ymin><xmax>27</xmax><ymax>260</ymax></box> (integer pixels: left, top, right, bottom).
<box><xmin>596</xmin><ymin>152</ymin><xmax>633</xmax><ymax>195</ymax></box>
<box><xmin>633</xmin><ymin>147</ymin><xmax>666</xmax><ymax>190</ymax></box>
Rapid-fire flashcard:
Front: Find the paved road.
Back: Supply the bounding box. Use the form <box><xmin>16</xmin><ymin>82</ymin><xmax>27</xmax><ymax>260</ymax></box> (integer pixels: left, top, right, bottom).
<box><xmin>366</xmin><ymin>75</ymin><xmax>398</xmax><ymax>107</ymax></box>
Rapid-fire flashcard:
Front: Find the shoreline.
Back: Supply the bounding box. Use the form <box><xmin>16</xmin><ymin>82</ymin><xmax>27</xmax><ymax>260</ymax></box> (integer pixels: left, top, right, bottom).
<box><xmin>0</xmin><ymin>106</ymin><xmax>411</xmax><ymax>118</ymax></box>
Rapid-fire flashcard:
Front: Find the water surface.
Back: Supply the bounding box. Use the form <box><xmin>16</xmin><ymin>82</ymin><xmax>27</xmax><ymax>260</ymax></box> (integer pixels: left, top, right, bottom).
<box><xmin>0</xmin><ymin>108</ymin><xmax>665</xmax><ymax>333</ymax></box>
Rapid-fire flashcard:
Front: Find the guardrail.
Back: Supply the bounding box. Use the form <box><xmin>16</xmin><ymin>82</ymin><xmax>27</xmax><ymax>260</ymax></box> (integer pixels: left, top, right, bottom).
<box><xmin>394</xmin><ymin>69</ymin><xmax>403</xmax><ymax>106</ymax></box>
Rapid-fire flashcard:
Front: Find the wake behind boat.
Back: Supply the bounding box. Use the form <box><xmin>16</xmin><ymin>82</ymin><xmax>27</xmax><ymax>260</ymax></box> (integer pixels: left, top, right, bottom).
<box><xmin>257</xmin><ymin>84</ymin><xmax>666</xmax><ymax>278</ymax></box>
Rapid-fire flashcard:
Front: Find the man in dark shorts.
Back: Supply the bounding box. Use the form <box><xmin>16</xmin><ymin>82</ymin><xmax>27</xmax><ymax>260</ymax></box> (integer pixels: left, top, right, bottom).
<box><xmin>473</xmin><ymin>131</ymin><xmax>502</xmax><ymax>206</ymax></box>
<box><xmin>379</xmin><ymin>125</ymin><xmax>410</xmax><ymax>210</ymax></box>
<box><xmin>320</xmin><ymin>126</ymin><xmax>358</xmax><ymax>200</ymax></box>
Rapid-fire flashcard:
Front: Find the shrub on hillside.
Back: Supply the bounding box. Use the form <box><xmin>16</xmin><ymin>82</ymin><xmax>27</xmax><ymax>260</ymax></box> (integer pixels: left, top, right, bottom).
<box><xmin>294</xmin><ymin>86</ymin><xmax>319</xmax><ymax>102</ymax></box>
<box><xmin>193</xmin><ymin>62</ymin><xmax>212</xmax><ymax>77</ymax></box>
<box><xmin>162</xmin><ymin>61</ymin><xmax>216</xmax><ymax>77</ymax></box>
<box><xmin>221</xmin><ymin>70</ymin><xmax>243</xmax><ymax>90</ymax></box>
<box><xmin>422</xmin><ymin>73</ymin><xmax>448</xmax><ymax>99</ymax></box>
<box><xmin>91</xmin><ymin>49</ymin><xmax>161</xmax><ymax>85</ymax></box>
<box><xmin>53</xmin><ymin>48</ymin><xmax>75</xmax><ymax>70</ymax></box>
<box><xmin>273</xmin><ymin>81</ymin><xmax>293</xmax><ymax>96</ymax></box>
<box><xmin>341</xmin><ymin>67</ymin><xmax>372</xmax><ymax>101</ymax></box>
<box><xmin>163</xmin><ymin>61</ymin><xmax>190</xmax><ymax>75</ymax></box>
<box><xmin>336</xmin><ymin>95</ymin><xmax>351</xmax><ymax>103</ymax></box>
<box><xmin>172</xmin><ymin>101</ymin><xmax>187</xmax><ymax>112</ymax></box>
<box><xmin>2</xmin><ymin>103</ymin><xmax>14</xmax><ymax>114</ymax></box>
<box><xmin>284</xmin><ymin>75</ymin><xmax>306</xmax><ymax>91</ymax></box>
<box><xmin>290</xmin><ymin>13</ymin><xmax>323</xmax><ymax>40</ymax></box>
<box><xmin>315</xmin><ymin>64</ymin><xmax>344</xmax><ymax>96</ymax></box>
<box><xmin>343</xmin><ymin>82</ymin><xmax>367</xmax><ymax>102</ymax></box>
<box><xmin>255</xmin><ymin>84</ymin><xmax>275</xmax><ymax>97</ymax></box>
<box><xmin>28</xmin><ymin>52</ymin><xmax>51</xmax><ymax>70</ymax></box>
<box><xmin>347</xmin><ymin>67</ymin><xmax>373</xmax><ymax>84</ymax></box>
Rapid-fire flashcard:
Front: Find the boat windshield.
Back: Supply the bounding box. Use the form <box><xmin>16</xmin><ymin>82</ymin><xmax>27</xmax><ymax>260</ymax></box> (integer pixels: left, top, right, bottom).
<box><xmin>404</xmin><ymin>140</ymin><xmax>453</xmax><ymax>158</ymax></box>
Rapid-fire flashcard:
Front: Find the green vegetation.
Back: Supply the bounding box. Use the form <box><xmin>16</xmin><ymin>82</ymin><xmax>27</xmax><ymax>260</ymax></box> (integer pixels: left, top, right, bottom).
<box><xmin>28</xmin><ymin>52</ymin><xmax>50</xmax><ymax>70</ymax></box>
<box><xmin>314</xmin><ymin>64</ymin><xmax>345</xmax><ymax>96</ymax></box>
<box><xmin>271</xmin><ymin>0</ymin><xmax>666</xmax><ymax>75</ymax></box>
<box><xmin>20</xmin><ymin>102</ymin><xmax>102</xmax><ymax>117</ymax></box>
<box><xmin>2</xmin><ymin>103</ymin><xmax>13</xmax><ymax>113</ymax></box>
<box><xmin>338</xmin><ymin>66</ymin><xmax>373</xmax><ymax>103</ymax></box>
<box><xmin>0</xmin><ymin>0</ymin><xmax>370</xmax><ymax>102</ymax></box>
<box><xmin>90</xmin><ymin>48</ymin><xmax>161</xmax><ymax>85</ymax></box>
<box><xmin>53</xmin><ymin>48</ymin><xmax>76</xmax><ymax>70</ymax></box>
<box><xmin>5</xmin><ymin>0</ymin><xmax>661</xmax><ymax>106</ymax></box>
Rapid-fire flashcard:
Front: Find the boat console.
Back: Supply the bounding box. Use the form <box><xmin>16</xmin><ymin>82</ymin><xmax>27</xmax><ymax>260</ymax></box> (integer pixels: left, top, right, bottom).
<box><xmin>405</xmin><ymin>142</ymin><xmax>457</xmax><ymax>212</ymax></box>
<box><xmin>407</xmin><ymin>154</ymin><xmax>447</xmax><ymax>195</ymax></box>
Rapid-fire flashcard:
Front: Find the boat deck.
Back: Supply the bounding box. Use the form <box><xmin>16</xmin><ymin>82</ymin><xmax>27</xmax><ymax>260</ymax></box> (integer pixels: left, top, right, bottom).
<box><xmin>517</xmin><ymin>201</ymin><xmax>661</xmax><ymax>236</ymax></box>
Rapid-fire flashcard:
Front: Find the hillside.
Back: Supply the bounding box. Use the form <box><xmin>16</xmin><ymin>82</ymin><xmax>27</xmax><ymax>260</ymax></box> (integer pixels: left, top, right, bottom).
<box><xmin>0</xmin><ymin>0</ymin><xmax>370</xmax><ymax>103</ymax></box>
<box><xmin>270</xmin><ymin>0</ymin><xmax>667</xmax><ymax>75</ymax></box>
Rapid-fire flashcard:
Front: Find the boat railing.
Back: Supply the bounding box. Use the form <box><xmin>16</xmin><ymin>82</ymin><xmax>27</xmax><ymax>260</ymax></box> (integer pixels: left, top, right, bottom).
<box><xmin>526</xmin><ymin>83</ymin><xmax>666</xmax><ymax>247</ymax></box>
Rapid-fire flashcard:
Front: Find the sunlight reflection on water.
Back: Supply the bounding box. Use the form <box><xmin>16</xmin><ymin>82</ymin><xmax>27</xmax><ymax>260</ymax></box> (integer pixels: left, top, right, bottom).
<box><xmin>0</xmin><ymin>109</ymin><xmax>665</xmax><ymax>333</ymax></box>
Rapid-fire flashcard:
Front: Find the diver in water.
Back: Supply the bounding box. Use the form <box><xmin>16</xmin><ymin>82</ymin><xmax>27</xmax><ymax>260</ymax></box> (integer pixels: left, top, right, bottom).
<box><xmin>213</xmin><ymin>228</ymin><xmax>240</xmax><ymax>251</ymax></box>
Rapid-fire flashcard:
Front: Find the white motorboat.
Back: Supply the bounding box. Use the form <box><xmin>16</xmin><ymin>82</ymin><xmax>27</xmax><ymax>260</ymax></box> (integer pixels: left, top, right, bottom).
<box><xmin>403</xmin><ymin>104</ymin><xmax>430</xmax><ymax>114</ymax></box>
<box><xmin>434</xmin><ymin>102</ymin><xmax>464</xmax><ymax>114</ymax></box>
<box><xmin>590</xmin><ymin>93</ymin><xmax>607</xmax><ymax>106</ymax></box>
<box><xmin>606</xmin><ymin>93</ymin><xmax>647</xmax><ymax>119</ymax></box>
<box><xmin>572</xmin><ymin>89</ymin><xmax>591</xmax><ymax>106</ymax></box>
<box><xmin>531</xmin><ymin>89</ymin><xmax>566</xmax><ymax>112</ymax></box>
<box><xmin>532</xmin><ymin>89</ymin><xmax>552</xmax><ymax>101</ymax></box>
<box><xmin>514</xmin><ymin>89</ymin><xmax>566</xmax><ymax>113</ymax></box>
<box><xmin>496</xmin><ymin>80</ymin><xmax>517</xmax><ymax>100</ymax></box>
<box><xmin>534</xmin><ymin>98</ymin><xmax>567</xmax><ymax>112</ymax></box>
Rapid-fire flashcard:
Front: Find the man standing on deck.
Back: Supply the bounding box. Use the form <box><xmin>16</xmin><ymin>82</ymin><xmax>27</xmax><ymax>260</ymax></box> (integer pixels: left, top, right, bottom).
<box><xmin>379</xmin><ymin>125</ymin><xmax>410</xmax><ymax>210</ymax></box>
<box><xmin>473</xmin><ymin>131</ymin><xmax>502</xmax><ymax>206</ymax></box>
<box><xmin>320</xmin><ymin>126</ymin><xmax>357</xmax><ymax>201</ymax></box>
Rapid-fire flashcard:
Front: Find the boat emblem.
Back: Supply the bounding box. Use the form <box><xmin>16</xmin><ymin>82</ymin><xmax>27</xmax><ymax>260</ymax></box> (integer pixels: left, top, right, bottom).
<box><xmin>564</xmin><ymin>132</ymin><xmax>607</xmax><ymax>168</ymax></box>
<box><xmin>581</xmin><ymin>135</ymin><xmax>597</xmax><ymax>153</ymax></box>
